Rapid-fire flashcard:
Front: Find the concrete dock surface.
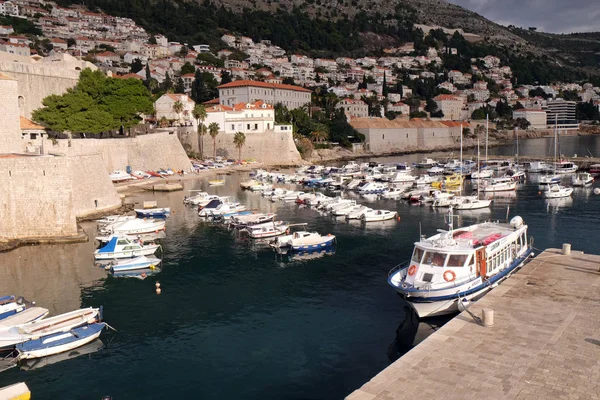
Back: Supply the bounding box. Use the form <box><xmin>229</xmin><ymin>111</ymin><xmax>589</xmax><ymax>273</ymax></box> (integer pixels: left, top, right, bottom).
<box><xmin>347</xmin><ymin>248</ymin><xmax>600</xmax><ymax>400</ymax></box>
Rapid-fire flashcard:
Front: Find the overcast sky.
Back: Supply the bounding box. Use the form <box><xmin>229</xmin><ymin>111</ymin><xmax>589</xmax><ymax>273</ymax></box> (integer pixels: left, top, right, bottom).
<box><xmin>447</xmin><ymin>0</ymin><xmax>600</xmax><ymax>34</ymax></box>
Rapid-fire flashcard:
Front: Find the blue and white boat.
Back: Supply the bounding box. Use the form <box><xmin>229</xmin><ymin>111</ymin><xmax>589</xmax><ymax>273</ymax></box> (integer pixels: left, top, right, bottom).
<box><xmin>94</xmin><ymin>235</ymin><xmax>161</xmax><ymax>260</ymax></box>
<box><xmin>135</xmin><ymin>207</ymin><xmax>171</xmax><ymax>218</ymax></box>
<box><xmin>388</xmin><ymin>208</ymin><xmax>533</xmax><ymax>318</ymax></box>
<box><xmin>0</xmin><ymin>296</ymin><xmax>27</xmax><ymax>321</ymax></box>
<box><xmin>110</xmin><ymin>256</ymin><xmax>162</xmax><ymax>273</ymax></box>
<box><xmin>272</xmin><ymin>231</ymin><xmax>336</xmax><ymax>251</ymax></box>
<box><xmin>16</xmin><ymin>323</ymin><xmax>106</xmax><ymax>360</ymax></box>
<box><xmin>358</xmin><ymin>182</ymin><xmax>388</xmax><ymax>194</ymax></box>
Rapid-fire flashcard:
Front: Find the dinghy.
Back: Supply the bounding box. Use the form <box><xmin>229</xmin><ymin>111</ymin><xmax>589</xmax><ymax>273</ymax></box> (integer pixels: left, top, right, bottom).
<box><xmin>245</xmin><ymin>221</ymin><xmax>289</xmax><ymax>239</ymax></box>
<box><xmin>360</xmin><ymin>209</ymin><xmax>398</xmax><ymax>222</ymax></box>
<box><xmin>93</xmin><ymin>236</ymin><xmax>161</xmax><ymax>260</ymax></box>
<box><xmin>0</xmin><ymin>295</ymin><xmax>27</xmax><ymax>321</ymax></box>
<box><xmin>134</xmin><ymin>207</ymin><xmax>171</xmax><ymax>218</ymax></box>
<box><xmin>0</xmin><ymin>307</ymin><xmax>100</xmax><ymax>349</ymax></box>
<box><xmin>16</xmin><ymin>322</ymin><xmax>106</xmax><ymax>360</ymax></box>
<box><xmin>109</xmin><ymin>256</ymin><xmax>162</xmax><ymax>272</ymax></box>
<box><xmin>0</xmin><ymin>307</ymin><xmax>49</xmax><ymax>328</ymax></box>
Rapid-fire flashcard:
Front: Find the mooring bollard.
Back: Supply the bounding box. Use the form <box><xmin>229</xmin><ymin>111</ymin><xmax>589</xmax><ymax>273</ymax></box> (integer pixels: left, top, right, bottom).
<box><xmin>562</xmin><ymin>243</ymin><xmax>571</xmax><ymax>256</ymax></box>
<box><xmin>482</xmin><ymin>309</ymin><xmax>494</xmax><ymax>327</ymax></box>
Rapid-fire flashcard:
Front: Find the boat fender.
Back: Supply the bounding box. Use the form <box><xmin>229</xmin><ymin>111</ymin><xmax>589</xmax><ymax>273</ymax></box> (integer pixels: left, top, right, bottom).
<box><xmin>443</xmin><ymin>270</ymin><xmax>456</xmax><ymax>282</ymax></box>
<box><xmin>408</xmin><ymin>265</ymin><xmax>417</xmax><ymax>276</ymax></box>
<box><xmin>149</xmin><ymin>264</ymin><xmax>155</xmax><ymax>270</ymax></box>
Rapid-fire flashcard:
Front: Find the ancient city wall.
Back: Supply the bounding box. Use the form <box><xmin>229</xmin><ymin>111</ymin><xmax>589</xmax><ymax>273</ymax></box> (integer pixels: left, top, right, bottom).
<box><xmin>0</xmin><ymin>156</ymin><xmax>77</xmax><ymax>239</ymax></box>
<box><xmin>177</xmin><ymin>128</ymin><xmax>302</xmax><ymax>165</ymax></box>
<box><xmin>43</xmin><ymin>132</ymin><xmax>191</xmax><ymax>172</ymax></box>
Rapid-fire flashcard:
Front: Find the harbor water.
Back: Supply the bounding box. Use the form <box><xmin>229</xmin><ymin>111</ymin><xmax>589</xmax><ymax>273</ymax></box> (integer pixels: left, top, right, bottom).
<box><xmin>1</xmin><ymin>137</ymin><xmax>600</xmax><ymax>399</ymax></box>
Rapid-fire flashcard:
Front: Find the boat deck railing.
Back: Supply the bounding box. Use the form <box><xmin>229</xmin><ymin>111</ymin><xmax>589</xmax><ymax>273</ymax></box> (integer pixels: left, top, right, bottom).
<box><xmin>388</xmin><ymin>261</ymin><xmax>409</xmax><ymax>277</ymax></box>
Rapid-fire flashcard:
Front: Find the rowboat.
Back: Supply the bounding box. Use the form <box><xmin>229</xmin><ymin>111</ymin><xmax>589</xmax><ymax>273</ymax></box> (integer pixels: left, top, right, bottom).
<box><xmin>0</xmin><ymin>308</ymin><xmax>100</xmax><ymax>349</ymax></box>
<box><xmin>109</xmin><ymin>256</ymin><xmax>162</xmax><ymax>272</ymax></box>
<box><xmin>16</xmin><ymin>323</ymin><xmax>106</xmax><ymax>360</ymax></box>
<box><xmin>134</xmin><ymin>207</ymin><xmax>171</xmax><ymax>218</ymax></box>
<box><xmin>0</xmin><ymin>307</ymin><xmax>49</xmax><ymax>329</ymax></box>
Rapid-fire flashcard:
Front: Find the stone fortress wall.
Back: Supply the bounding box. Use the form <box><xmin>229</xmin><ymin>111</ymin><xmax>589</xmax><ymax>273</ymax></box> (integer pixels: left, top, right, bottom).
<box><xmin>176</xmin><ymin>127</ymin><xmax>302</xmax><ymax>165</ymax></box>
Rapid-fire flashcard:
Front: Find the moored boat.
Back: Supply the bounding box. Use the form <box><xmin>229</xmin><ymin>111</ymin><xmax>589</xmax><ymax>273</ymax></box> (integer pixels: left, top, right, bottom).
<box><xmin>361</xmin><ymin>209</ymin><xmax>398</xmax><ymax>222</ymax></box>
<box><xmin>134</xmin><ymin>207</ymin><xmax>171</xmax><ymax>218</ymax></box>
<box><xmin>543</xmin><ymin>184</ymin><xmax>573</xmax><ymax>199</ymax></box>
<box><xmin>0</xmin><ymin>307</ymin><xmax>49</xmax><ymax>328</ymax></box>
<box><xmin>99</xmin><ymin>218</ymin><xmax>166</xmax><ymax>236</ymax></box>
<box><xmin>387</xmin><ymin>209</ymin><xmax>532</xmax><ymax>318</ymax></box>
<box><xmin>0</xmin><ymin>296</ymin><xmax>28</xmax><ymax>321</ymax></box>
<box><xmin>572</xmin><ymin>172</ymin><xmax>594</xmax><ymax>187</ymax></box>
<box><xmin>93</xmin><ymin>235</ymin><xmax>161</xmax><ymax>260</ymax></box>
<box><xmin>110</xmin><ymin>256</ymin><xmax>162</xmax><ymax>272</ymax></box>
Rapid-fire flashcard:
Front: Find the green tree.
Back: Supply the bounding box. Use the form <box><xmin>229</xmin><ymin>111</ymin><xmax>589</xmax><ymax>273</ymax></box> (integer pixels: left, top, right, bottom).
<box><xmin>175</xmin><ymin>78</ymin><xmax>186</xmax><ymax>94</ymax></box>
<box><xmin>191</xmin><ymin>69</ymin><xmax>208</xmax><ymax>103</ymax></box>
<box><xmin>180</xmin><ymin>62</ymin><xmax>195</xmax><ymax>75</ymax></box>
<box><xmin>32</xmin><ymin>68</ymin><xmax>153</xmax><ymax>135</ymax></box>
<box><xmin>382</xmin><ymin>71</ymin><xmax>388</xmax><ymax>97</ymax></box>
<box><xmin>163</xmin><ymin>72</ymin><xmax>173</xmax><ymax>92</ymax></box>
<box><xmin>130</xmin><ymin>58</ymin><xmax>144</xmax><ymax>73</ymax></box>
<box><xmin>192</xmin><ymin>104</ymin><xmax>207</xmax><ymax>158</ymax></box>
<box><xmin>233</xmin><ymin>131</ymin><xmax>246</xmax><ymax>161</ymax></box>
<box><xmin>197</xmin><ymin>53</ymin><xmax>224</xmax><ymax>67</ymax></box>
<box><xmin>172</xmin><ymin>100</ymin><xmax>184</xmax><ymax>125</ymax></box>
<box><xmin>208</xmin><ymin>122</ymin><xmax>220</xmax><ymax>157</ymax></box>
<box><xmin>425</xmin><ymin>99</ymin><xmax>438</xmax><ymax>113</ymax></box>
<box><xmin>220</xmin><ymin>70</ymin><xmax>232</xmax><ymax>85</ymax></box>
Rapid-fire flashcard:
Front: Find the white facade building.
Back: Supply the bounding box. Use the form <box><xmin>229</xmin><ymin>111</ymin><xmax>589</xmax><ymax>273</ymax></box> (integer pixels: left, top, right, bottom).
<box><xmin>218</xmin><ymin>80</ymin><xmax>311</xmax><ymax>110</ymax></box>
<box><xmin>205</xmin><ymin>101</ymin><xmax>291</xmax><ymax>134</ymax></box>
<box><xmin>154</xmin><ymin>93</ymin><xmax>196</xmax><ymax>126</ymax></box>
<box><xmin>335</xmin><ymin>98</ymin><xmax>369</xmax><ymax>118</ymax></box>
<box><xmin>513</xmin><ymin>109</ymin><xmax>547</xmax><ymax>129</ymax></box>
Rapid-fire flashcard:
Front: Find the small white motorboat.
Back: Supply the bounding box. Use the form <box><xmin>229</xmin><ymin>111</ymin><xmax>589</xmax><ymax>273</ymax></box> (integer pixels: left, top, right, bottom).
<box><xmin>0</xmin><ymin>308</ymin><xmax>100</xmax><ymax>349</ymax></box>
<box><xmin>417</xmin><ymin>158</ymin><xmax>437</xmax><ymax>168</ymax></box>
<box><xmin>94</xmin><ymin>235</ymin><xmax>160</xmax><ymax>260</ymax></box>
<box><xmin>99</xmin><ymin>219</ymin><xmax>166</xmax><ymax>236</ymax></box>
<box><xmin>543</xmin><ymin>184</ymin><xmax>573</xmax><ymax>199</ymax></box>
<box><xmin>539</xmin><ymin>174</ymin><xmax>561</xmax><ymax>185</ymax></box>
<box><xmin>572</xmin><ymin>172</ymin><xmax>594</xmax><ymax>187</ymax></box>
<box><xmin>427</xmin><ymin>166</ymin><xmax>445</xmax><ymax>175</ymax></box>
<box><xmin>273</xmin><ymin>231</ymin><xmax>336</xmax><ymax>251</ymax></box>
<box><xmin>0</xmin><ymin>295</ymin><xmax>27</xmax><ymax>321</ymax></box>
<box><xmin>361</xmin><ymin>209</ymin><xmax>398</xmax><ymax>222</ymax></box>
<box><xmin>481</xmin><ymin>177</ymin><xmax>517</xmax><ymax>192</ymax></box>
<box><xmin>134</xmin><ymin>207</ymin><xmax>171</xmax><ymax>218</ymax></box>
<box><xmin>331</xmin><ymin>202</ymin><xmax>360</xmax><ymax>216</ymax></box>
<box><xmin>358</xmin><ymin>182</ymin><xmax>388</xmax><ymax>194</ymax></box>
<box><xmin>229</xmin><ymin>213</ymin><xmax>276</xmax><ymax>228</ymax></box>
<box><xmin>110</xmin><ymin>256</ymin><xmax>162</xmax><ymax>272</ymax></box>
<box><xmin>454</xmin><ymin>196</ymin><xmax>492</xmax><ymax>210</ymax></box>
<box><xmin>204</xmin><ymin>202</ymin><xmax>246</xmax><ymax>218</ymax></box>
<box><xmin>346</xmin><ymin>206</ymin><xmax>372</xmax><ymax>220</ymax></box>
<box><xmin>16</xmin><ymin>322</ymin><xmax>106</xmax><ymax>360</ymax></box>
<box><xmin>96</xmin><ymin>215</ymin><xmax>137</xmax><ymax>227</ymax></box>
<box><xmin>381</xmin><ymin>187</ymin><xmax>405</xmax><ymax>199</ymax></box>
<box><xmin>109</xmin><ymin>170</ymin><xmax>135</xmax><ymax>183</ymax></box>
<box><xmin>245</xmin><ymin>221</ymin><xmax>289</xmax><ymax>239</ymax></box>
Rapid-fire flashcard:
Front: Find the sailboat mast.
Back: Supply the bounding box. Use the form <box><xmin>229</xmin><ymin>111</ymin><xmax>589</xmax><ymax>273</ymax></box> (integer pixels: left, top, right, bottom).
<box><xmin>485</xmin><ymin>114</ymin><xmax>489</xmax><ymax>163</ymax></box>
<box><xmin>515</xmin><ymin>127</ymin><xmax>519</xmax><ymax>165</ymax></box>
<box><xmin>460</xmin><ymin>124</ymin><xmax>463</xmax><ymax>196</ymax></box>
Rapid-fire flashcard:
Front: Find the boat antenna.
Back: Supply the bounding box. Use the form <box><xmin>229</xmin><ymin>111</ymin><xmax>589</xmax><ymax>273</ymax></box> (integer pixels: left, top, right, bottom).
<box><xmin>419</xmin><ymin>221</ymin><xmax>422</xmax><ymax>240</ymax></box>
<box><xmin>505</xmin><ymin>205</ymin><xmax>510</xmax><ymax>222</ymax></box>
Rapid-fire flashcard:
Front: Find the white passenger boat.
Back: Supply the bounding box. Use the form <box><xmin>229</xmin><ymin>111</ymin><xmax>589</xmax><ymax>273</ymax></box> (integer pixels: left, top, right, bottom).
<box><xmin>0</xmin><ymin>308</ymin><xmax>100</xmax><ymax>349</ymax></box>
<box><xmin>572</xmin><ymin>172</ymin><xmax>594</xmax><ymax>187</ymax></box>
<box><xmin>99</xmin><ymin>218</ymin><xmax>166</xmax><ymax>236</ymax></box>
<box><xmin>388</xmin><ymin>209</ymin><xmax>533</xmax><ymax>318</ymax></box>
<box><xmin>481</xmin><ymin>177</ymin><xmax>517</xmax><ymax>192</ymax></box>
<box><xmin>543</xmin><ymin>184</ymin><xmax>573</xmax><ymax>199</ymax></box>
<box><xmin>94</xmin><ymin>235</ymin><xmax>161</xmax><ymax>260</ymax></box>
<box><xmin>360</xmin><ymin>209</ymin><xmax>398</xmax><ymax>222</ymax></box>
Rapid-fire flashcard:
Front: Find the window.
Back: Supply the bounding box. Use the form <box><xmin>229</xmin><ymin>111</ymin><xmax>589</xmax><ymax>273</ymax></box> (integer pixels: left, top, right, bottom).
<box><xmin>247</xmin><ymin>124</ymin><xmax>250</xmax><ymax>130</ymax></box>
<box><xmin>382</xmin><ymin>134</ymin><xmax>385</xmax><ymax>140</ymax></box>
<box><xmin>423</xmin><ymin>251</ymin><xmax>447</xmax><ymax>267</ymax></box>
<box><xmin>447</xmin><ymin>254</ymin><xmax>468</xmax><ymax>267</ymax></box>
<box><xmin>267</xmin><ymin>123</ymin><xmax>270</xmax><ymax>129</ymax></box>
<box><xmin>231</xmin><ymin>124</ymin><xmax>235</xmax><ymax>130</ymax></box>
<box><xmin>254</xmin><ymin>124</ymin><xmax>258</xmax><ymax>130</ymax></box>
<box><xmin>411</xmin><ymin>248</ymin><xmax>424</xmax><ymax>263</ymax></box>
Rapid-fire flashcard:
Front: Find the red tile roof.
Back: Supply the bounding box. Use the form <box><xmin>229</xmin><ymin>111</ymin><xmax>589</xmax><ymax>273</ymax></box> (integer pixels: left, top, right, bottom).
<box><xmin>217</xmin><ymin>79</ymin><xmax>311</xmax><ymax>93</ymax></box>
<box><xmin>113</xmin><ymin>73</ymin><xmax>142</xmax><ymax>80</ymax></box>
<box><xmin>203</xmin><ymin>98</ymin><xmax>220</xmax><ymax>105</ymax></box>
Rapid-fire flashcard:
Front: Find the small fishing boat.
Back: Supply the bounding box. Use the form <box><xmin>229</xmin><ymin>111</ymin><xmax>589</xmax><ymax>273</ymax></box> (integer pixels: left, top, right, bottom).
<box><xmin>16</xmin><ymin>322</ymin><xmax>106</xmax><ymax>360</ymax></box>
<box><xmin>0</xmin><ymin>296</ymin><xmax>27</xmax><ymax>321</ymax></box>
<box><xmin>0</xmin><ymin>308</ymin><xmax>100</xmax><ymax>349</ymax></box>
<box><xmin>481</xmin><ymin>177</ymin><xmax>517</xmax><ymax>192</ymax></box>
<box><xmin>358</xmin><ymin>182</ymin><xmax>388</xmax><ymax>194</ymax></box>
<box><xmin>388</xmin><ymin>208</ymin><xmax>532</xmax><ymax>318</ymax></box>
<box><xmin>417</xmin><ymin>158</ymin><xmax>437</xmax><ymax>168</ymax></box>
<box><xmin>361</xmin><ymin>209</ymin><xmax>398</xmax><ymax>222</ymax></box>
<box><xmin>110</xmin><ymin>256</ymin><xmax>162</xmax><ymax>272</ymax></box>
<box><xmin>208</xmin><ymin>179</ymin><xmax>226</xmax><ymax>186</ymax></box>
<box><xmin>98</xmin><ymin>219</ymin><xmax>166</xmax><ymax>236</ymax></box>
<box><xmin>346</xmin><ymin>206</ymin><xmax>372</xmax><ymax>220</ymax></box>
<box><xmin>454</xmin><ymin>196</ymin><xmax>492</xmax><ymax>210</ymax></box>
<box><xmin>0</xmin><ymin>307</ymin><xmax>49</xmax><ymax>328</ymax></box>
<box><xmin>554</xmin><ymin>160</ymin><xmax>578</xmax><ymax>174</ymax></box>
<box><xmin>0</xmin><ymin>382</ymin><xmax>30</xmax><ymax>400</ymax></box>
<box><xmin>229</xmin><ymin>213</ymin><xmax>276</xmax><ymax>228</ymax></box>
<box><xmin>109</xmin><ymin>170</ymin><xmax>135</xmax><ymax>183</ymax></box>
<box><xmin>245</xmin><ymin>221</ymin><xmax>289</xmax><ymax>239</ymax></box>
<box><xmin>543</xmin><ymin>184</ymin><xmax>573</xmax><ymax>199</ymax></box>
<box><xmin>94</xmin><ymin>235</ymin><xmax>160</xmax><ymax>260</ymax></box>
<box><xmin>198</xmin><ymin>199</ymin><xmax>228</xmax><ymax>217</ymax></box>
<box><xmin>134</xmin><ymin>207</ymin><xmax>171</xmax><ymax>219</ymax></box>
<box><xmin>273</xmin><ymin>231</ymin><xmax>336</xmax><ymax>251</ymax></box>
<box><xmin>572</xmin><ymin>172</ymin><xmax>594</xmax><ymax>187</ymax></box>
<box><xmin>96</xmin><ymin>215</ymin><xmax>136</xmax><ymax>226</ymax></box>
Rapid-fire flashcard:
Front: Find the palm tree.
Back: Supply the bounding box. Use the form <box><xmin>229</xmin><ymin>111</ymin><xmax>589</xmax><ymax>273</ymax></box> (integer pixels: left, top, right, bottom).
<box><xmin>208</xmin><ymin>122</ymin><xmax>220</xmax><ymax>158</ymax></box>
<box><xmin>233</xmin><ymin>131</ymin><xmax>246</xmax><ymax>162</ymax></box>
<box><xmin>310</xmin><ymin>129</ymin><xmax>329</xmax><ymax>144</ymax></box>
<box><xmin>172</xmin><ymin>100</ymin><xmax>184</xmax><ymax>126</ymax></box>
<box><xmin>192</xmin><ymin>104</ymin><xmax>207</xmax><ymax>159</ymax></box>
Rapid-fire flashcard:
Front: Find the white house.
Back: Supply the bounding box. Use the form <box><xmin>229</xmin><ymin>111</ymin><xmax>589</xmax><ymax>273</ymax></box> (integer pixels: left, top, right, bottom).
<box><xmin>0</xmin><ymin>25</ymin><xmax>14</xmax><ymax>35</ymax></box>
<box><xmin>434</xmin><ymin>94</ymin><xmax>465</xmax><ymax>120</ymax></box>
<box><xmin>513</xmin><ymin>109</ymin><xmax>547</xmax><ymax>129</ymax></box>
<box><xmin>155</xmin><ymin>93</ymin><xmax>196</xmax><ymax>126</ymax></box>
<box><xmin>388</xmin><ymin>102</ymin><xmax>410</xmax><ymax>115</ymax></box>
<box><xmin>124</xmin><ymin>52</ymin><xmax>148</xmax><ymax>65</ymax></box>
<box><xmin>0</xmin><ymin>1</ymin><xmax>19</xmax><ymax>16</ymax></box>
<box><xmin>218</xmin><ymin>79</ymin><xmax>311</xmax><ymax>110</ymax></box>
<box><xmin>205</xmin><ymin>101</ymin><xmax>289</xmax><ymax>134</ymax></box>
<box><xmin>0</xmin><ymin>41</ymin><xmax>29</xmax><ymax>57</ymax></box>
<box><xmin>336</xmin><ymin>98</ymin><xmax>369</xmax><ymax>118</ymax></box>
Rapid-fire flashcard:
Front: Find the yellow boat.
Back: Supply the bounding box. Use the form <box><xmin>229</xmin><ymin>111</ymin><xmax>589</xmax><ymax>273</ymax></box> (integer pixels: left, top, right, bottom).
<box><xmin>208</xmin><ymin>179</ymin><xmax>226</xmax><ymax>186</ymax></box>
<box><xmin>0</xmin><ymin>382</ymin><xmax>31</xmax><ymax>400</ymax></box>
<box><xmin>431</xmin><ymin>174</ymin><xmax>463</xmax><ymax>189</ymax></box>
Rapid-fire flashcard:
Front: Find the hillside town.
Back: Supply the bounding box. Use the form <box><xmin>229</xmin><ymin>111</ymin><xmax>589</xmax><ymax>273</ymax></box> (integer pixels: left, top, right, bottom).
<box><xmin>1</xmin><ymin>0</ymin><xmax>599</xmax><ymax>150</ymax></box>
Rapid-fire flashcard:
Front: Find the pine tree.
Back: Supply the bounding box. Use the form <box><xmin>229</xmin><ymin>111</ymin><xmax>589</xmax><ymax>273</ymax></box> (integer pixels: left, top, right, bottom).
<box><xmin>175</xmin><ymin>78</ymin><xmax>185</xmax><ymax>94</ymax></box>
<box><xmin>382</xmin><ymin>71</ymin><xmax>388</xmax><ymax>97</ymax></box>
<box><xmin>144</xmin><ymin>63</ymin><xmax>151</xmax><ymax>89</ymax></box>
<box><xmin>220</xmin><ymin>70</ymin><xmax>232</xmax><ymax>85</ymax></box>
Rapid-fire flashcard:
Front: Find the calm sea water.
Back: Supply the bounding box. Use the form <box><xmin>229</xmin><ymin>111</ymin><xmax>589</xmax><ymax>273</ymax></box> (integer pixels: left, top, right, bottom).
<box><xmin>1</xmin><ymin>136</ymin><xmax>600</xmax><ymax>399</ymax></box>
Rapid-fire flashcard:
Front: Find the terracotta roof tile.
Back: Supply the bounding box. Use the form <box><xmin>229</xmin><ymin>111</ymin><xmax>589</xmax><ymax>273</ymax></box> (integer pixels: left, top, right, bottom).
<box><xmin>217</xmin><ymin>79</ymin><xmax>311</xmax><ymax>93</ymax></box>
<box><xmin>20</xmin><ymin>116</ymin><xmax>45</xmax><ymax>130</ymax></box>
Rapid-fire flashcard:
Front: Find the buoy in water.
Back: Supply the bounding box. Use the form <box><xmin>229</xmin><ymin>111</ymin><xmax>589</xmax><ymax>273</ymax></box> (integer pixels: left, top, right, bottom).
<box><xmin>155</xmin><ymin>282</ymin><xmax>161</xmax><ymax>288</ymax></box>
<box><xmin>594</xmin><ymin>187</ymin><xmax>600</xmax><ymax>195</ymax></box>
<box><xmin>538</xmin><ymin>191</ymin><xmax>541</xmax><ymax>195</ymax></box>
<box><xmin>156</xmin><ymin>288</ymin><xmax>162</xmax><ymax>295</ymax></box>
<box><xmin>397</xmin><ymin>216</ymin><xmax>401</xmax><ymax>222</ymax></box>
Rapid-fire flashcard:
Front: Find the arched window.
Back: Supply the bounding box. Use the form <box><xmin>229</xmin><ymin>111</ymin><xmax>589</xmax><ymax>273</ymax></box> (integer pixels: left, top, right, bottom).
<box><xmin>18</xmin><ymin>96</ymin><xmax>24</xmax><ymax>116</ymax></box>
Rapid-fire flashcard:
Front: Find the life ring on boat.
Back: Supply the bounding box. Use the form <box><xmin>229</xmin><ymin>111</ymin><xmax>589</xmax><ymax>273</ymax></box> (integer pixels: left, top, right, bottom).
<box><xmin>408</xmin><ymin>265</ymin><xmax>417</xmax><ymax>276</ymax></box>
<box><xmin>444</xmin><ymin>270</ymin><xmax>456</xmax><ymax>282</ymax></box>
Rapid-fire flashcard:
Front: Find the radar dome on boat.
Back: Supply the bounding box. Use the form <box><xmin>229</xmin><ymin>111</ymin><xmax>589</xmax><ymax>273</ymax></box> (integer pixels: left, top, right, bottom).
<box><xmin>510</xmin><ymin>216</ymin><xmax>523</xmax><ymax>229</ymax></box>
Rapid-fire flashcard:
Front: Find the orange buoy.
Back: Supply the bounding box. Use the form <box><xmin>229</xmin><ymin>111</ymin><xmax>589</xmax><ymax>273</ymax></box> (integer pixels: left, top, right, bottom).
<box><xmin>397</xmin><ymin>216</ymin><xmax>401</xmax><ymax>222</ymax></box>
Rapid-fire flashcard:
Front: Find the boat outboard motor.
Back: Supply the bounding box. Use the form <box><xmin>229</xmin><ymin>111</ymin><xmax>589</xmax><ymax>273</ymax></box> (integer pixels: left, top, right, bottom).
<box><xmin>16</xmin><ymin>296</ymin><xmax>24</xmax><ymax>305</ymax></box>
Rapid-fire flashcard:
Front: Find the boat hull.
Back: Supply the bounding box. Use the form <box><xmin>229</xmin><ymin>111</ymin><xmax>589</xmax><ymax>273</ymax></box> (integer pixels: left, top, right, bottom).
<box><xmin>16</xmin><ymin>323</ymin><xmax>105</xmax><ymax>360</ymax></box>
<box><xmin>94</xmin><ymin>246</ymin><xmax>159</xmax><ymax>260</ymax></box>
<box><xmin>291</xmin><ymin>236</ymin><xmax>336</xmax><ymax>251</ymax></box>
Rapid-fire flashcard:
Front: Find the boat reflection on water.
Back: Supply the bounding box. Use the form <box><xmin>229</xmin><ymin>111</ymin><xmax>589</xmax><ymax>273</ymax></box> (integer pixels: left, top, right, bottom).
<box><xmin>485</xmin><ymin>190</ymin><xmax>517</xmax><ymax>204</ymax></box>
<box><xmin>344</xmin><ymin>218</ymin><xmax>398</xmax><ymax>231</ymax></box>
<box><xmin>19</xmin><ymin>339</ymin><xmax>104</xmax><ymax>371</ymax></box>
<box><xmin>387</xmin><ymin>305</ymin><xmax>454</xmax><ymax>363</ymax></box>
<box><xmin>275</xmin><ymin>247</ymin><xmax>336</xmax><ymax>265</ymax></box>
<box><xmin>545</xmin><ymin>197</ymin><xmax>574</xmax><ymax>212</ymax></box>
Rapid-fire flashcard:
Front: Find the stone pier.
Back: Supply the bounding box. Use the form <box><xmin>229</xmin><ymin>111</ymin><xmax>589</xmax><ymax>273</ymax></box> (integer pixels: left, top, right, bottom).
<box><xmin>347</xmin><ymin>248</ymin><xmax>600</xmax><ymax>400</ymax></box>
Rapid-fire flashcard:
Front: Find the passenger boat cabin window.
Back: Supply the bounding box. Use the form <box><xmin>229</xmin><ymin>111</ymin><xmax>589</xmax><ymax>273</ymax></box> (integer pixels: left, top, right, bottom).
<box><xmin>447</xmin><ymin>254</ymin><xmax>468</xmax><ymax>267</ymax></box>
<box><xmin>117</xmin><ymin>240</ymin><xmax>129</xmax><ymax>245</ymax></box>
<box><xmin>412</xmin><ymin>248</ymin><xmax>424</xmax><ymax>263</ymax></box>
<box><xmin>424</xmin><ymin>251</ymin><xmax>446</xmax><ymax>267</ymax></box>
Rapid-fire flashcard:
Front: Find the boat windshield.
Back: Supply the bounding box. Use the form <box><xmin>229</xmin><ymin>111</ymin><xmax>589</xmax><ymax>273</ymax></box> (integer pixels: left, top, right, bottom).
<box><xmin>446</xmin><ymin>254</ymin><xmax>468</xmax><ymax>267</ymax></box>
<box><xmin>411</xmin><ymin>247</ymin><xmax>424</xmax><ymax>263</ymax></box>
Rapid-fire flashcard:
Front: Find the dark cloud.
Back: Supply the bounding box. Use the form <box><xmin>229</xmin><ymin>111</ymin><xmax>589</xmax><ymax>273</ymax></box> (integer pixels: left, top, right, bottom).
<box><xmin>447</xmin><ymin>0</ymin><xmax>600</xmax><ymax>33</ymax></box>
